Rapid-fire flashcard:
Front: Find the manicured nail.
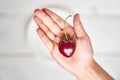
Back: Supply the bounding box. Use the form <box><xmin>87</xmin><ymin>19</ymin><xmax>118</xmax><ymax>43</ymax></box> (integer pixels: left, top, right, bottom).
<box><xmin>77</xmin><ymin>13</ymin><xmax>80</xmax><ymax>17</ymax></box>
<box><xmin>42</xmin><ymin>8</ymin><xmax>47</xmax><ymax>11</ymax></box>
<box><xmin>34</xmin><ymin>9</ymin><xmax>40</xmax><ymax>14</ymax></box>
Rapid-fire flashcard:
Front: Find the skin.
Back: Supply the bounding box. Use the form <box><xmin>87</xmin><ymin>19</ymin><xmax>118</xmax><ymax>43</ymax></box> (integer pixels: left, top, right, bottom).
<box><xmin>33</xmin><ymin>8</ymin><xmax>114</xmax><ymax>80</ymax></box>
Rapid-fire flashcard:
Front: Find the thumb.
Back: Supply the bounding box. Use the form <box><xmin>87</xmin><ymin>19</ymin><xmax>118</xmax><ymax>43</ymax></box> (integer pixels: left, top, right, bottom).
<box><xmin>73</xmin><ymin>14</ymin><xmax>86</xmax><ymax>38</ymax></box>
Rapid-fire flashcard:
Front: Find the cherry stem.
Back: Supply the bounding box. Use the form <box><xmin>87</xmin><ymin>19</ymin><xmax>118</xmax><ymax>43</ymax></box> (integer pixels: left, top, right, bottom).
<box><xmin>64</xmin><ymin>15</ymin><xmax>72</xmax><ymax>41</ymax></box>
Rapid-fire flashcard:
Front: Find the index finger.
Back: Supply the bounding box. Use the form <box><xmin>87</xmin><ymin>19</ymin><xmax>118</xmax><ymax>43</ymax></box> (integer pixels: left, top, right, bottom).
<box><xmin>34</xmin><ymin>9</ymin><xmax>61</xmax><ymax>35</ymax></box>
<box><xmin>42</xmin><ymin>8</ymin><xmax>71</xmax><ymax>29</ymax></box>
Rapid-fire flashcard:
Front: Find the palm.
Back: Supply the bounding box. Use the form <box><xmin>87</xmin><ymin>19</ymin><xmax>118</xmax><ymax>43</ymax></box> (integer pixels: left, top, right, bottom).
<box><xmin>34</xmin><ymin>8</ymin><xmax>93</xmax><ymax>72</ymax></box>
<box><xmin>51</xmin><ymin>30</ymin><xmax>93</xmax><ymax>71</ymax></box>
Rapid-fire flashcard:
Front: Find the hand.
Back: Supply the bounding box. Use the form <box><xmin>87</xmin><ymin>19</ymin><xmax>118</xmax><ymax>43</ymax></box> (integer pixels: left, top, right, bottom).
<box><xmin>34</xmin><ymin>8</ymin><xmax>93</xmax><ymax>71</ymax></box>
<box><xmin>34</xmin><ymin>8</ymin><xmax>114</xmax><ymax>80</ymax></box>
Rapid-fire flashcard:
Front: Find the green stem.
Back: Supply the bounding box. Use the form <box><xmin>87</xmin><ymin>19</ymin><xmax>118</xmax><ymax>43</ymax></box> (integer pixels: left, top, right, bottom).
<box><xmin>64</xmin><ymin>15</ymin><xmax>72</xmax><ymax>41</ymax></box>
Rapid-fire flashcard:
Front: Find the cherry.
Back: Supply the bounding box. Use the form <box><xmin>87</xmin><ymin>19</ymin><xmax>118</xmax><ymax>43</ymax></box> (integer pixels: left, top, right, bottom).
<box><xmin>59</xmin><ymin>40</ymin><xmax>76</xmax><ymax>57</ymax></box>
<box><xmin>58</xmin><ymin>15</ymin><xmax>76</xmax><ymax>57</ymax></box>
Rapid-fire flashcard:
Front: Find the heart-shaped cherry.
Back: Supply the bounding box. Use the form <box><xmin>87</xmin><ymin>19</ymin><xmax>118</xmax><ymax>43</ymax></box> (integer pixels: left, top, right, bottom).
<box><xmin>59</xmin><ymin>40</ymin><xmax>76</xmax><ymax>57</ymax></box>
<box><xmin>58</xmin><ymin>15</ymin><xmax>76</xmax><ymax>57</ymax></box>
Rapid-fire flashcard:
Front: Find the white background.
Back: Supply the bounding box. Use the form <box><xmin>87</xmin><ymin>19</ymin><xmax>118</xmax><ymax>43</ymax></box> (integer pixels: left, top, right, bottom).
<box><xmin>0</xmin><ymin>0</ymin><xmax>120</xmax><ymax>80</ymax></box>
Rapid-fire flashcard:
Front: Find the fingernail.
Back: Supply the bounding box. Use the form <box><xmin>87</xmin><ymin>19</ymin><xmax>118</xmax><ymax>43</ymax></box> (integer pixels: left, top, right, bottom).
<box><xmin>42</xmin><ymin>8</ymin><xmax>46</xmax><ymax>11</ymax></box>
<box><xmin>34</xmin><ymin>9</ymin><xmax>40</xmax><ymax>14</ymax></box>
<box><xmin>77</xmin><ymin>13</ymin><xmax>80</xmax><ymax>17</ymax></box>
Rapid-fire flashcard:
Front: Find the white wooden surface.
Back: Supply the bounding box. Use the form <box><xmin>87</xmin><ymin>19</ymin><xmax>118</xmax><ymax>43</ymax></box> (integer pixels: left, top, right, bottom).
<box><xmin>0</xmin><ymin>56</ymin><xmax>120</xmax><ymax>80</ymax></box>
<box><xmin>0</xmin><ymin>0</ymin><xmax>120</xmax><ymax>80</ymax></box>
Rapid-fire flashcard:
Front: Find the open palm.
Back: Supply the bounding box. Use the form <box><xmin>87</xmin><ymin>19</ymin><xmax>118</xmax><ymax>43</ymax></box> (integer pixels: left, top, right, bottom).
<box><xmin>34</xmin><ymin>8</ymin><xmax>93</xmax><ymax>73</ymax></box>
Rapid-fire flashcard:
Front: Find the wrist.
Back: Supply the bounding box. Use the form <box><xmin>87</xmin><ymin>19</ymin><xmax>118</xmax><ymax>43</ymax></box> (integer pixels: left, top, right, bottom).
<box><xmin>72</xmin><ymin>59</ymin><xmax>114</xmax><ymax>80</ymax></box>
<box><xmin>72</xmin><ymin>58</ymin><xmax>94</xmax><ymax>80</ymax></box>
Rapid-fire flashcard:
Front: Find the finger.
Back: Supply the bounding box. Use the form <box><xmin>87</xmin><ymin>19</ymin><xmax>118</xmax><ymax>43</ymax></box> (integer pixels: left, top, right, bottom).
<box><xmin>34</xmin><ymin>9</ymin><xmax>61</xmax><ymax>36</ymax></box>
<box><xmin>34</xmin><ymin>15</ymin><xmax>55</xmax><ymax>41</ymax></box>
<box><xmin>73</xmin><ymin>14</ymin><xmax>86</xmax><ymax>38</ymax></box>
<box><xmin>36</xmin><ymin>28</ymin><xmax>53</xmax><ymax>52</ymax></box>
<box><xmin>42</xmin><ymin>8</ymin><xmax>71</xmax><ymax>29</ymax></box>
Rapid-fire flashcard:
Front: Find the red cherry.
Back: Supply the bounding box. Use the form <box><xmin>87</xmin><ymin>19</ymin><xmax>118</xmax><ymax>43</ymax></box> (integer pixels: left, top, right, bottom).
<box><xmin>58</xmin><ymin>15</ymin><xmax>76</xmax><ymax>57</ymax></box>
<box><xmin>59</xmin><ymin>40</ymin><xmax>76</xmax><ymax>57</ymax></box>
